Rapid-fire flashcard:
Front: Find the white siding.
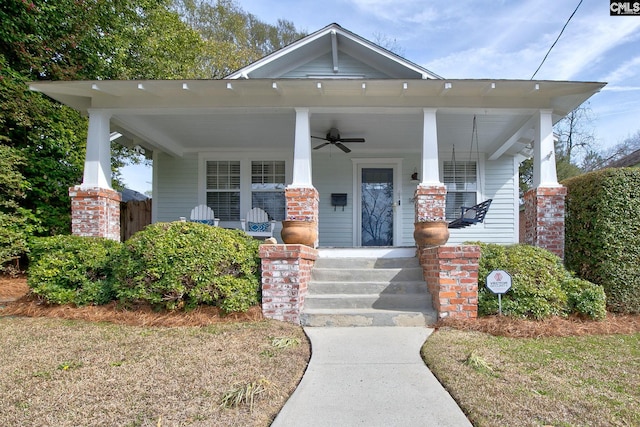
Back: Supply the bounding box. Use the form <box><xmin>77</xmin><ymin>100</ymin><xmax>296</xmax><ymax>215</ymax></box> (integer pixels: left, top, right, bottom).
<box><xmin>155</xmin><ymin>152</ymin><xmax>199</xmax><ymax>222</ymax></box>
<box><xmin>448</xmin><ymin>155</ymin><xmax>519</xmax><ymax>245</ymax></box>
<box><xmin>155</xmin><ymin>151</ymin><xmax>519</xmax><ymax>247</ymax></box>
<box><xmin>282</xmin><ymin>52</ymin><xmax>390</xmax><ymax>79</ymax></box>
<box><xmin>313</xmin><ymin>154</ymin><xmax>354</xmax><ymax>247</ymax></box>
<box><xmin>312</xmin><ymin>153</ymin><xmax>420</xmax><ymax>247</ymax></box>
<box><xmin>401</xmin><ymin>157</ymin><xmax>422</xmax><ymax>246</ymax></box>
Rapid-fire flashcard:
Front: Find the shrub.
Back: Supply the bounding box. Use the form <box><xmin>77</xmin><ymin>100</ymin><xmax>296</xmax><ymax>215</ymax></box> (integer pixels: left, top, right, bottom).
<box><xmin>563</xmin><ymin>277</ymin><xmax>607</xmax><ymax>321</ymax></box>
<box><xmin>27</xmin><ymin>235</ymin><xmax>122</xmax><ymax>305</ymax></box>
<box><xmin>114</xmin><ymin>221</ymin><xmax>261</xmax><ymax>313</ymax></box>
<box><xmin>477</xmin><ymin>243</ymin><xmax>606</xmax><ymax>320</ymax></box>
<box><xmin>564</xmin><ymin>168</ymin><xmax>640</xmax><ymax>314</ymax></box>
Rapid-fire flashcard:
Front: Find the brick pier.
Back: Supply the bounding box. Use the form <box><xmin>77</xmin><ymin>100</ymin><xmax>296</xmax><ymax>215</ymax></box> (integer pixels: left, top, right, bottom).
<box><xmin>259</xmin><ymin>244</ymin><xmax>318</xmax><ymax>324</ymax></box>
<box><xmin>523</xmin><ymin>186</ymin><xmax>567</xmax><ymax>259</ymax></box>
<box><xmin>419</xmin><ymin>245</ymin><xmax>480</xmax><ymax>319</ymax></box>
<box><xmin>69</xmin><ymin>186</ymin><xmax>121</xmax><ymax>241</ymax></box>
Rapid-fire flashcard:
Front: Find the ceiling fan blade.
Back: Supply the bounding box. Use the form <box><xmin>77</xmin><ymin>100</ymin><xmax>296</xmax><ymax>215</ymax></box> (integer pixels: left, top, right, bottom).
<box><xmin>338</xmin><ymin>138</ymin><xmax>365</xmax><ymax>143</ymax></box>
<box><xmin>313</xmin><ymin>142</ymin><xmax>330</xmax><ymax>150</ymax></box>
<box><xmin>311</xmin><ymin>135</ymin><xmax>327</xmax><ymax>141</ymax></box>
<box><xmin>336</xmin><ymin>142</ymin><xmax>351</xmax><ymax>153</ymax></box>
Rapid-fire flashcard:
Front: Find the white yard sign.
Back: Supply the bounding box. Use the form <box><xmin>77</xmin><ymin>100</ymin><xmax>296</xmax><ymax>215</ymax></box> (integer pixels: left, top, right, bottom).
<box><xmin>486</xmin><ymin>270</ymin><xmax>512</xmax><ymax>315</ymax></box>
<box><xmin>486</xmin><ymin>270</ymin><xmax>512</xmax><ymax>294</ymax></box>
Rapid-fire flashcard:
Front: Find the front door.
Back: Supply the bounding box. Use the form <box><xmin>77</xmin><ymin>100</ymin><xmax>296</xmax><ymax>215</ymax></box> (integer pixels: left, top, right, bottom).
<box><xmin>360</xmin><ymin>167</ymin><xmax>394</xmax><ymax>246</ymax></box>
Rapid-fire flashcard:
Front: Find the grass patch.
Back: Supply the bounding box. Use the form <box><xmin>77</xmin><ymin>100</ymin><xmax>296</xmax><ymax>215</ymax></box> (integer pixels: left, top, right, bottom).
<box><xmin>463</xmin><ymin>351</ymin><xmax>495</xmax><ymax>377</ymax></box>
<box><xmin>220</xmin><ymin>378</ymin><xmax>274</xmax><ymax>411</ymax></box>
<box><xmin>270</xmin><ymin>336</ymin><xmax>301</xmax><ymax>350</ymax></box>
<box><xmin>0</xmin><ymin>316</ymin><xmax>309</xmax><ymax>426</ymax></box>
<box><xmin>423</xmin><ymin>327</ymin><xmax>640</xmax><ymax>427</ymax></box>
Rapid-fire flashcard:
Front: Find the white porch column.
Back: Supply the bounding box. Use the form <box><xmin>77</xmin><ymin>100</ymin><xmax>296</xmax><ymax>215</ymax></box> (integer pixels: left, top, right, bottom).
<box><xmin>291</xmin><ymin>108</ymin><xmax>313</xmax><ymax>187</ymax></box>
<box><xmin>533</xmin><ymin>109</ymin><xmax>560</xmax><ymax>188</ymax></box>
<box><xmin>421</xmin><ymin>108</ymin><xmax>441</xmax><ymax>185</ymax></box>
<box><xmin>83</xmin><ymin>109</ymin><xmax>113</xmax><ymax>189</ymax></box>
<box><xmin>414</xmin><ymin>108</ymin><xmax>446</xmax><ymax>224</ymax></box>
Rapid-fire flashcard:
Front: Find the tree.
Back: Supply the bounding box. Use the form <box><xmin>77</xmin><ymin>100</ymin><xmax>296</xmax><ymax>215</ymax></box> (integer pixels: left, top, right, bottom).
<box><xmin>0</xmin><ymin>0</ymin><xmax>304</xmax><ymax>242</ymax></box>
<box><xmin>554</xmin><ymin>104</ymin><xmax>596</xmax><ymax>165</ymax></box>
<box><xmin>173</xmin><ymin>0</ymin><xmax>305</xmax><ymax>78</ymax></box>
<box><xmin>0</xmin><ymin>144</ymin><xmax>38</xmax><ymax>271</ymax></box>
<box><xmin>0</xmin><ymin>0</ymin><xmax>203</xmax><ymax>237</ymax></box>
<box><xmin>1</xmin><ymin>0</ymin><xmax>203</xmax><ymax>81</ymax></box>
<box><xmin>372</xmin><ymin>32</ymin><xmax>405</xmax><ymax>57</ymax></box>
<box><xmin>0</xmin><ymin>54</ymin><xmax>86</xmax><ymax>235</ymax></box>
<box><xmin>592</xmin><ymin>130</ymin><xmax>640</xmax><ymax>169</ymax></box>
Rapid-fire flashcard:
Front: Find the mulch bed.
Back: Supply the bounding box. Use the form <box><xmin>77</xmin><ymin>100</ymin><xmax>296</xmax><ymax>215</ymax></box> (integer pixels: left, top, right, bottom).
<box><xmin>0</xmin><ymin>274</ymin><xmax>262</xmax><ymax>327</ymax></box>
<box><xmin>3</xmin><ymin>274</ymin><xmax>640</xmax><ymax>335</ymax></box>
<box><xmin>438</xmin><ymin>314</ymin><xmax>640</xmax><ymax>338</ymax></box>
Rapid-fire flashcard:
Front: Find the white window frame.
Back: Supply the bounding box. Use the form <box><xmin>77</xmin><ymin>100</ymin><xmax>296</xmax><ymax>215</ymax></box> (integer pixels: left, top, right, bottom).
<box><xmin>204</xmin><ymin>159</ymin><xmax>241</xmax><ymax>222</ymax></box>
<box><xmin>250</xmin><ymin>160</ymin><xmax>287</xmax><ymax>222</ymax></box>
<box><xmin>440</xmin><ymin>154</ymin><xmax>485</xmax><ymax>223</ymax></box>
<box><xmin>198</xmin><ymin>152</ymin><xmax>292</xmax><ymax>227</ymax></box>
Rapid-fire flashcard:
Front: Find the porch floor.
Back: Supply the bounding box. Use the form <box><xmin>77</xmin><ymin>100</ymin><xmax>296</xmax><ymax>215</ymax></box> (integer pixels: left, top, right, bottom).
<box><xmin>316</xmin><ymin>246</ymin><xmax>417</xmax><ymax>258</ymax></box>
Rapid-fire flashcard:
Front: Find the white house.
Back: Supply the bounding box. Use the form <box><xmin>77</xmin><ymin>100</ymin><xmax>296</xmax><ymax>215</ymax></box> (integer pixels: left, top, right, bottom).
<box><xmin>30</xmin><ymin>23</ymin><xmax>604</xmax><ymax>254</ymax></box>
<box><xmin>30</xmin><ymin>23</ymin><xmax>605</xmax><ymax>322</ymax></box>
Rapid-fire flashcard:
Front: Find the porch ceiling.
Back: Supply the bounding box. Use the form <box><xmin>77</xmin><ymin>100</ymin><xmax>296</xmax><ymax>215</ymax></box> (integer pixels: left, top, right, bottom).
<box><xmin>30</xmin><ymin>79</ymin><xmax>605</xmax><ymax>158</ymax></box>
<box><xmin>110</xmin><ymin>108</ymin><xmax>535</xmax><ymax>157</ymax></box>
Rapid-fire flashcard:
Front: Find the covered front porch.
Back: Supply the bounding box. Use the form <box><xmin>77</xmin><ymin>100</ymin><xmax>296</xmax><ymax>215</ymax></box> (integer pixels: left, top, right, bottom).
<box><xmin>28</xmin><ymin>77</ymin><xmax>602</xmax><ymax>257</ymax></box>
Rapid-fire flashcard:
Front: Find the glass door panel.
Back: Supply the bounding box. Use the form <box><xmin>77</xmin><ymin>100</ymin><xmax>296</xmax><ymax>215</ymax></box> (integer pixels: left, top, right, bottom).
<box><xmin>361</xmin><ymin>168</ymin><xmax>394</xmax><ymax>246</ymax></box>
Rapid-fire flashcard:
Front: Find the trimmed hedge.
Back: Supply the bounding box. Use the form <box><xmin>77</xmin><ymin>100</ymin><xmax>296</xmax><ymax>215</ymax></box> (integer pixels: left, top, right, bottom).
<box><xmin>477</xmin><ymin>243</ymin><xmax>606</xmax><ymax>320</ymax></box>
<box><xmin>27</xmin><ymin>235</ymin><xmax>122</xmax><ymax>305</ymax></box>
<box><xmin>564</xmin><ymin>168</ymin><xmax>640</xmax><ymax>314</ymax></box>
<box><xmin>114</xmin><ymin>221</ymin><xmax>261</xmax><ymax>313</ymax></box>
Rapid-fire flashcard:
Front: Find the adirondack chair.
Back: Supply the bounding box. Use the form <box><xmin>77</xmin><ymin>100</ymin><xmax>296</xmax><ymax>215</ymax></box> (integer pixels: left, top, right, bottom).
<box><xmin>448</xmin><ymin>199</ymin><xmax>492</xmax><ymax>229</ymax></box>
<box><xmin>189</xmin><ymin>204</ymin><xmax>219</xmax><ymax>226</ymax></box>
<box><xmin>240</xmin><ymin>207</ymin><xmax>276</xmax><ymax>238</ymax></box>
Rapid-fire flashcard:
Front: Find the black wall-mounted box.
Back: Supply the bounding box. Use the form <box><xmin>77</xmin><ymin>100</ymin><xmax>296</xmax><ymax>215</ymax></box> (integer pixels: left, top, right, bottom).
<box><xmin>331</xmin><ymin>193</ymin><xmax>347</xmax><ymax>207</ymax></box>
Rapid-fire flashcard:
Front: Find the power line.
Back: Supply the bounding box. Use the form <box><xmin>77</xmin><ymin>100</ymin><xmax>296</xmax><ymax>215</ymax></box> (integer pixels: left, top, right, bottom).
<box><xmin>530</xmin><ymin>0</ymin><xmax>584</xmax><ymax>80</ymax></box>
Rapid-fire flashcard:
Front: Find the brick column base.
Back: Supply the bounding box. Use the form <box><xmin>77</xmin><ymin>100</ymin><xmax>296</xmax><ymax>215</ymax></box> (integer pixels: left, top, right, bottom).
<box><xmin>419</xmin><ymin>245</ymin><xmax>480</xmax><ymax>319</ymax></box>
<box><xmin>523</xmin><ymin>186</ymin><xmax>567</xmax><ymax>259</ymax></box>
<box><xmin>69</xmin><ymin>186</ymin><xmax>121</xmax><ymax>241</ymax></box>
<box><xmin>259</xmin><ymin>244</ymin><xmax>318</xmax><ymax>324</ymax></box>
<box><xmin>414</xmin><ymin>184</ymin><xmax>446</xmax><ymax>221</ymax></box>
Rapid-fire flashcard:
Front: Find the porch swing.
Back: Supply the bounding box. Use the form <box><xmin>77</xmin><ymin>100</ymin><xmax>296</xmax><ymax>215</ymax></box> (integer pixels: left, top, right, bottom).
<box><xmin>447</xmin><ymin>115</ymin><xmax>492</xmax><ymax>229</ymax></box>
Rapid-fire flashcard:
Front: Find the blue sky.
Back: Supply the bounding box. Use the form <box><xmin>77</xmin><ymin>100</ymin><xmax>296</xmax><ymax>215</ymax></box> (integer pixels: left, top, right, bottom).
<box><xmin>122</xmin><ymin>0</ymin><xmax>640</xmax><ymax>194</ymax></box>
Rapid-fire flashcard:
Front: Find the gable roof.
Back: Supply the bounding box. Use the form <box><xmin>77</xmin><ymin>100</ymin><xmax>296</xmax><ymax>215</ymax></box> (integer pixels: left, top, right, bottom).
<box><xmin>226</xmin><ymin>23</ymin><xmax>442</xmax><ymax>80</ymax></box>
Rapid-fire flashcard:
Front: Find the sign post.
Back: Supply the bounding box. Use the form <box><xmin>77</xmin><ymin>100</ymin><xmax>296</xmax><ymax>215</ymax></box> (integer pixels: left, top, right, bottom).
<box><xmin>486</xmin><ymin>270</ymin><xmax>512</xmax><ymax>316</ymax></box>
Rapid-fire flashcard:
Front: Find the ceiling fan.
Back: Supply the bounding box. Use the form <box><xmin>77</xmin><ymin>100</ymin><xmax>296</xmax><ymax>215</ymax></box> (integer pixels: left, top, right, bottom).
<box><xmin>312</xmin><ymin>127</ymin><xmax>365</xmax><ymax>153</ymax></box>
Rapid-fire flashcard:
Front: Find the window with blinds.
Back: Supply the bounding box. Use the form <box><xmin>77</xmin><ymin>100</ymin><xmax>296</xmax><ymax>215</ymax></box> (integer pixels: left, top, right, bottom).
<box><xmin>206</xmin><ymin>161</ymin><xmax>240</xmax><ymax>221</ymax></box>
<box><xmin>251</xmin><ymin>161</ymin><xmax>286</xmax><ymax>221</ymax></box>
<box><xmin>443</xmin><ymin>161</ymin><xmax>477</xmax><ymax>221</ymax></box>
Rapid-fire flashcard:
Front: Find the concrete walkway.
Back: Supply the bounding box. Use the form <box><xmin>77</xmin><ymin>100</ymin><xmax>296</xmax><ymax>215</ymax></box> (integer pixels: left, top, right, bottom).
<box><xmin>272</xmin><ymin>327</ymin><xmax>472</xmax><ymax>427</ymax></box>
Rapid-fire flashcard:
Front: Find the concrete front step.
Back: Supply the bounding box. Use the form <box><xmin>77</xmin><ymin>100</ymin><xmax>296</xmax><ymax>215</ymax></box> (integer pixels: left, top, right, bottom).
<box><xmin>314</xmin><ymin>256</ymin><xmax>420</xmax><ymax>269</ymax></box>
<box><xmin>300</xmin><ymin>308</ymin><xmax>436</xmax><ymax>327</ymax></box>
<box><xmin>305</xmin><ymin>293</ymin><xmax>432</xmax><ymax>310</ymax></box>
<box><xmin>311</xmin><ymin>267</ymin><xmax>424</xmax><ymax>282</ymax></box>
<box><xmin>302</xmin><ymin>255</ymin><xmax>435</xmax><ymax>327</ymax></box>
<box><xmin>308</xmin><ymin>280</ymin><xmax>428</xmax><ymax>295</ymax></box>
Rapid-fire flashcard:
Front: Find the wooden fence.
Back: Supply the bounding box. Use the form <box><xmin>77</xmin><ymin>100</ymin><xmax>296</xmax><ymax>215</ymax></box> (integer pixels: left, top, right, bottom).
<box><xmin>120</xmin><ymin>199</ymin><xmax>152</xmax><ymax>241</ymax></box>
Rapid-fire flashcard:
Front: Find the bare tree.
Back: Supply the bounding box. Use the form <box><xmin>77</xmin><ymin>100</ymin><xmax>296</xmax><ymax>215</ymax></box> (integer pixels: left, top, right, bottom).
<box><xmin>554</xmin><ymin>103</ymin><xmax>596</xmax><ymax>165</ymax></box>
<box><xmin>595</xmin><ymin>130</ymin><xmax>640</xmax><ymax>168</ymax></box>
<box><xmin>371</xmin><ymin>32</ymin><xmax>405</xmax><ymax>57</ymax></box>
